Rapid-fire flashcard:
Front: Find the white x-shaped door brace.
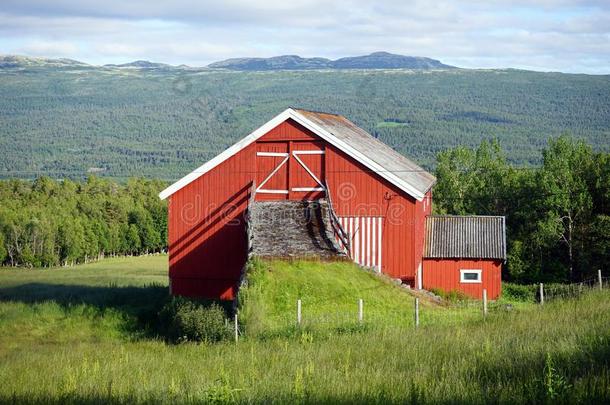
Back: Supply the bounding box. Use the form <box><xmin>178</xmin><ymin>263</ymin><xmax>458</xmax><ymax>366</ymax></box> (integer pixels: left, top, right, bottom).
<box><xmin>291</xmin><ymin>150</ymin><xmax>325</xmax><ymax>192</ymax></box>
<box><xmin>256</xmin><ymin>152</ymin><xmax>289</xmax><ymax>194</ymax></box>
<box><xmin>256</xmin><ymin>150</ymin><xmax>326</xmax><ymax>194</ymax></box>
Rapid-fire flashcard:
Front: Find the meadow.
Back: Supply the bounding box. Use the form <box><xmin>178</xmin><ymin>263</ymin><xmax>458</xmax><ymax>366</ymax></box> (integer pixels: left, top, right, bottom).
<box><xmin>1</xmin><ymin>255</ymin><xmax>609</xmax><ymax>404</ymax></box>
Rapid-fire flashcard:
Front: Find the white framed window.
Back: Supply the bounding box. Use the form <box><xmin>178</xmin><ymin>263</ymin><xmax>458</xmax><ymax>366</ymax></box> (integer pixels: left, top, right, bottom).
<box><xmin>460</xmin><ymin>269</ymin><xmax>482</xmax><ymax>283</ymax></box>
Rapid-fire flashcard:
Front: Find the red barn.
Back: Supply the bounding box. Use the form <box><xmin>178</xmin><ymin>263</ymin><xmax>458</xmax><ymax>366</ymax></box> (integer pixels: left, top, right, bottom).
<box><xmin>159</xmin><ymin>108</ymin><xmax>505</xmax><ymax>300</ymax></box>
<box><xmin>423</xmin><ymin>216</ymin><xmax>506</xmax><ymax>299</ymax></box>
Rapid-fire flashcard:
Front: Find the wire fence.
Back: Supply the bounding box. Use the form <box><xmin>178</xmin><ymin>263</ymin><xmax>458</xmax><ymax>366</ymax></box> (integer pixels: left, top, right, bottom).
<box><xmin>233</xmin><ymin>271</ymin><xmax>608</xmax><ymax>340</ymax></box>
<box><xmin>542</xmin><ymin>274</ymin><xmax>609</xmax><ymax>303</ymax></box>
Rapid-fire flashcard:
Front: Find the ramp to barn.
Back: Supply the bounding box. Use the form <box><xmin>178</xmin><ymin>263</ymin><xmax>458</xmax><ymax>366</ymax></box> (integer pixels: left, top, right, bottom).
<box><xmin>248</xmin><ymin>199</ymin><xmax>347</xmax><ymax>260</ymax></box>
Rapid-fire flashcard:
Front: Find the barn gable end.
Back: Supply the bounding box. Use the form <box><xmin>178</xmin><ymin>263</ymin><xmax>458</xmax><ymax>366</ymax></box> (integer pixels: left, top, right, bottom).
<box><xmin>160</xmin><ymin>108</ymin><xmax>436</xmax><ymax>201</ymax></box>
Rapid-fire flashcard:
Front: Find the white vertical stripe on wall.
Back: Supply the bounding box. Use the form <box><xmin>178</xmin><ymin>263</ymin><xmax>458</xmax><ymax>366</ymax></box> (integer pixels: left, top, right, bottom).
<box><xmin>353</xmin><ymin>218</ymin><xmax>360</xmax><ymax>263</ymax></box>
<box><xmin>371</xmin><ymin>217</ymin><xmax>377</xmax><ymax>268</ymax></box>
<box><xmin>366</xmin><ymin>217</ymin><xmax>372</xmax><ymax>267</ymax></box>
<box><xmin>377</xmin><ymin>218</ymin><xmax>383</xmax><ymax>273</ymax></box>
<box><xmin>360</xmin><ymin>217</ymin><xmax>365</xmax><ymax>267</ymax></box>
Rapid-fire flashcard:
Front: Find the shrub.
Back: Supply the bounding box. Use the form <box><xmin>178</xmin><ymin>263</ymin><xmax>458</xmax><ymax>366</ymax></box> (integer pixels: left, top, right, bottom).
<box><xmin>159</xmin><ymin>296</ymin><xmax>231</xmax><ymax>343</ymax></box>
<box><xmin>429</xmin><ymin>288</ymin><xmax>470</xmax><ymax>302</ymax></box>
<box><xmin>503</xmin><ymin>283</ymin><xmax>538</xmax><ymax>302</ymax></box>
<box><xmin>428</xmin><ymin>287</ymin><xmax>445</xmax><ymax>298</ymax></box>
<box><xmin>445</xmin><ymin>289</ymin><xmax>470</xmax><ymax>302</ymax></box>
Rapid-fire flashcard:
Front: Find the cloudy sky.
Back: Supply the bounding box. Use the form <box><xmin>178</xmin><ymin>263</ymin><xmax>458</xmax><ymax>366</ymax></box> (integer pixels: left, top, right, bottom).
<box><xmin>1</xmin><ymin>0</ymin><xmax>609</xmax><ymax>73</ymax></box>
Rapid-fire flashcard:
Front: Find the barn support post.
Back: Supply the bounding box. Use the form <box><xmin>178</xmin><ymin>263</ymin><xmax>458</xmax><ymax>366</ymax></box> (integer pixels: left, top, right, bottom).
<box><xmin>599</xmin><ymin>270</ymin><xmax>603</xmax><ymax>290</ymax></box>
<box><xmin>482</xmin><ymin>289</ymin><xmax>488</xmax><ymax>317</ymax></box>
<box><xmin>414</xmin><ymin>298</ymin><xmax>420</xmax><ymax>328</ymax></box>
<box><xmin>234</xmin><ymin>313</ymin><xmax>239</xmax><ymax>343</ymax></box>
<box><xmin>297</xmin><ymin>299</ymin><xmax>302</xmax><ymax>326</ymax></box>
<box><xmin>358</xmin><ymin>299</ymin><xmax>363</xmax><ymax>323</ymax></box>
<box><xmin>539</xmin><ymin>283</ymin><xmax>544</xmax><ymax>305</ymax></box>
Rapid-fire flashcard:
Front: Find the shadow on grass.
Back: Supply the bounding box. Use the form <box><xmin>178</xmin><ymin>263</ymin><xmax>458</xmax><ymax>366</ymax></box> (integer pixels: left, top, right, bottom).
<box><xmin>0</xmin><ymin>282</ymin><xmax>169</xmax><ymax>338</ymax></box>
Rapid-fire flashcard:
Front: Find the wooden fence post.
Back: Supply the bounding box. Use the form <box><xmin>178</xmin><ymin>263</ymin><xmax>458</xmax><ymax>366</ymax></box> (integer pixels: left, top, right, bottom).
<box><xmin>358</xmin><ymin>299</ymin><xmax>363</xmax><ymax>323</ymax></box>
<box><xmin>483</xmin><ymin>289</ymin><xmax>488</xmax><ymax>317</ymax></box>
<box><xmin>599</xmin><ymin>270</ymin><xmax>603</xmax><ymax>290</ymax></box>
<box><xmin>297</xmin><ymin>299</ymin><xmax>302</xmax><ymax>326</ymax></box>
<box><xmin>234</xmin><ymin>313</ymin><xmax>239</xmax><ymax>343</ymax></box>
<box><xmin>540</xmin><ymin>283</ymin><xmax>544</xmax><ymax>305</ymax></box>
<box><xmin>414</xmin><ymin>298</ymin><xmax>420</xmax><ymax>328</ymax></box>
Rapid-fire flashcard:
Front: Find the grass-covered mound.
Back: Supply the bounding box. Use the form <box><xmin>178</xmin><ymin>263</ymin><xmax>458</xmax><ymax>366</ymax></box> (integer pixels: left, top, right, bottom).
<box><xmin>239</xmin><ymin>259</ymin><xmax>428</xmax><ymax>336</ymax></box>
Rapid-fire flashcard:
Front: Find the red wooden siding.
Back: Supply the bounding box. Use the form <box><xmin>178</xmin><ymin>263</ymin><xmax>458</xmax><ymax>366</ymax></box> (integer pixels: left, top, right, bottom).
<box><xmin>325</xmin><ymin>145</ymin><xmax>420</xmax><ymax>283</ymax></box>
<box><xmin>167</xmin><ymin>118</ymin><xmax>426</xmax><ymax>299</ymax></box>
<box><xmin>422</xmin><ymin>259</ymin><xmax>502</xmax><ymax>299</ymax></box>
<box><xmin>414</xmin><ymin>190</ymin><xmax>432</xmax><ymax>287</ymax></box>
<box><xmin>168</xmin><ymin>144</ymin><xmax>255</xmax><ymax>300</ymax></box>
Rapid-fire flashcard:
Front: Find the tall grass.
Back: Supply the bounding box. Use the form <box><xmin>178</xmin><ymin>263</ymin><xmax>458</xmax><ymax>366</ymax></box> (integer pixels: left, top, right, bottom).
<box><xmin>1</xmin><ymin>256</ymin><xmax>609</xmax><ymax>404</ymax></box>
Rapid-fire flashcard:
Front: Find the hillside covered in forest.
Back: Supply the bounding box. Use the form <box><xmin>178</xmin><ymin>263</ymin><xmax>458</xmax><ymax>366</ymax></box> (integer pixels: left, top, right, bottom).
<box><xmin>0</xmin><ymin>61</ymin><xmax>608</xmax><ymax>180</ymax></box>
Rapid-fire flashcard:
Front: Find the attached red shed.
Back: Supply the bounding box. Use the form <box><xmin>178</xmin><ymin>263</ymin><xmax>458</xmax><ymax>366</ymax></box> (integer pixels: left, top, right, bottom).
<box><xmin>159</xmin><ymin>108</ymin><xmax>436</xmax><ymax>299</ymax></box>
<box><xmin>422</xmin><ymin>216</ymin><xmax>506</xmax><ymax>299</ymax></box>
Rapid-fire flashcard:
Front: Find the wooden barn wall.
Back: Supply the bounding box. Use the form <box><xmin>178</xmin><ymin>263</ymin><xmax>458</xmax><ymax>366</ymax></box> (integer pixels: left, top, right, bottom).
<box><xmin>258</xmin><ymin>119</ymin><xmax>318</xmax><ymax>142</ymax></box>
<box><xmin>422</xmin><ymin>259</ymin><xmax>502</xmax><ymax>299</ymax></box>
<box><xmin>168</xmin><ymin>143</ymin><xmax>255</xmax><ymax>300</ymax></box>
<box><xmin>412</xmin><ymin>189</ymin><xmax>432</xmax><ymax>286</ymax></box>
<box><xmin>325</xmin><ymin>146</ymin><xmax>422</xmax><ymax>282</ymax></box>
<box><xmin>167</xmin><ymin>118</ymin><xmax>428</xmax><ymax>299</ymax></box>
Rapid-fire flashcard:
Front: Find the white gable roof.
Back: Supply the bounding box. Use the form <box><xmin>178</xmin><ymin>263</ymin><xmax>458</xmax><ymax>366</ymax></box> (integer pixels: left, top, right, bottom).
<box><xmin>159</xmin><ymin>108</ymin><xmax>435</xmax><ymax>201</ymax></box>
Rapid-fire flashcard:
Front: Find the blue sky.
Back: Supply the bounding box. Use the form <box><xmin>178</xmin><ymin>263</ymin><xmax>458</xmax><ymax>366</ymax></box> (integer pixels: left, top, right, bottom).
<box><xmin>1</xmin><ymin>0</ymin><xmax>609</xmax><ymax>73</ymax></box>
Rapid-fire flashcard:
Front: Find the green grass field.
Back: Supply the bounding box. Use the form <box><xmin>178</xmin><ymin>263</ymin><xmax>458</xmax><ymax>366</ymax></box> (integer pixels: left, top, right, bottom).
<box><xmin>1</xmin><ymin>255</ymin><xmax>609</xmax><ymax>404</ymax></box>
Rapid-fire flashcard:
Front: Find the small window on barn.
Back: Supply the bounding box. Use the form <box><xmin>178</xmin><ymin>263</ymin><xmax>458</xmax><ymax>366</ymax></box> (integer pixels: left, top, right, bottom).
<box><xmin>460</xmin><ymin>269</ymin><xmax>482</xmax><ymax>283</ymax></box>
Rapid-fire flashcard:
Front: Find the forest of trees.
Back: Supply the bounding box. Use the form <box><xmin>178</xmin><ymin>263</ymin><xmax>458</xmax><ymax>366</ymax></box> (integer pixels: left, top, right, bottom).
<box><xmin>1</xmin><ymin>65</ymin><xmax>609</xmax><ymax>180</ymax></box>
<box><xmin>0</xmin><ymin>177</ymin><xmax>167</xmax><ymax>267</ymax></box>
<box><xmin>434</xmin><ymin>136</ymin><xmax>610</xmax><ymax>283</ymax></box>
<box><xmin>0</xmin><ymin>136</ymin><xmax>607</xmax><ymax>284</ymax></box>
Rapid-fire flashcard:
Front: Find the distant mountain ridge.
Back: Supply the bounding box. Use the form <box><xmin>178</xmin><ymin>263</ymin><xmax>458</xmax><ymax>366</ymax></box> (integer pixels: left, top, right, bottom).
<box><xmin>0</xmin><ymin>55</ymin><xmax>89</xmax><ymax>68</ymax></box>
<box><xmin>103</xmin><ymin>60</ymin><xmax>173</xmax><ymax>69</ymax></box>
<box><xmin>0</xmin><ymin>52</ymin><xmax>454</xmax><ymax>71</ymax></box>
<box><xmin>208</xmin><ymin>52</ymin><xmax>454</xmax><ymax>70</ymax></box>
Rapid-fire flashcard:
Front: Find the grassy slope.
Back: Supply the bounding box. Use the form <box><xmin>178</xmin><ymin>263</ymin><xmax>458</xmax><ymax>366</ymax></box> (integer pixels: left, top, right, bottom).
<box><xmin>0</xmin><ymin>256</ymin><xmax>609</xmax><ymax>403</ymax></box>
<box><xmin>239</xmin><ymin>259</ymin><xmax>417</xmax><ymax>335</ymax></box>
<box><xmin>238</xmin><ymin>259</ymin><xmax>509</xmax><ymax>336</ymax></box>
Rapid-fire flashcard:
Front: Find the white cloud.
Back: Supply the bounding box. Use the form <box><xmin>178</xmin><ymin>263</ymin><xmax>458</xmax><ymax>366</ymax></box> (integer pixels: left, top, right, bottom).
<box><xmin>17</xmin><ymin>40</ymin><xmax>80</xmax><ymax>57</ymax></box>
<box><xmin>0</xmin><ymin>0</ymin><xmax>608</xmax><ymax>73</ymax></box>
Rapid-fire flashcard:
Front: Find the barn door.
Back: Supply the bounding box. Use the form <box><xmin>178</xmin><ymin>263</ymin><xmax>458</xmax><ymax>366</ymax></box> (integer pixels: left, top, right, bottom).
<box><xmin>290</xmin><ymin>141</ymin><xmax>325</xmax><ymax>200</ymax></box>
<box><xmin>256</xmin><ymin>142</ymin><xmax>289</xmax><ymax>200</ymax></box>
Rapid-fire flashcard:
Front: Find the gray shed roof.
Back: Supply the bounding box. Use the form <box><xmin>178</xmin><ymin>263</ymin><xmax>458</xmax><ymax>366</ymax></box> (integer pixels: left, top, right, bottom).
<box><xmin>294</xmin><ymin>109</ymin><xmax>436</xmax><ymax>197</ymax></box>
<box><xmin>424</xmin><ymin>215</ymin><xmax>506</xmax><ymax>260</ymax></box>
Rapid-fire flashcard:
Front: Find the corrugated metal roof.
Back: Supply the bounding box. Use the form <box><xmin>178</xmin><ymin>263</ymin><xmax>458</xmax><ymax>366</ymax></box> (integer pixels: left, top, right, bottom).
<box><xmin>424</xmin><ymin>215</ymin><xmax>506</xmax><ymax>260</ymax></box>
<box><xmin>293</xmin><ymin>109</ymin><xmax>436</xmax><ymax>197</ymax></box>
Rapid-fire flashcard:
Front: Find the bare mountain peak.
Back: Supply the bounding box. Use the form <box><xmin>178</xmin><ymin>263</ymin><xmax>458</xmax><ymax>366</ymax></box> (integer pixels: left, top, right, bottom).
<box><xmin>208</xmin><ymin>52</ymin><xmax>454</xmax><ymax>71</ymax></box>
<box><xmin>0</xmin><ymin>55</ymin><xmax>89</xmax><ymax>68</ymax></box>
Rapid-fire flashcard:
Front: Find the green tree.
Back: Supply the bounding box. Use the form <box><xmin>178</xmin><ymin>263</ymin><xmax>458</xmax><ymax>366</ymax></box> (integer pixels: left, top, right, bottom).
<box><xmin>0</xmin><ymin>232</ymin><xmax>7</xmax><ymax>264</ymax></box>
<box><xmin>126</xmin><ymin>224</ymin><xmax>141</xmax><ymax>255</ymax></box>
<box><xmin>434</xmin><ymin>140</ymin><xmax>513</xmax><ymax>216</ymax></box>
<box><xmin>536</xmin><ymin>136</ymin><xmax>593</xmax><ymax>280</ymax></box>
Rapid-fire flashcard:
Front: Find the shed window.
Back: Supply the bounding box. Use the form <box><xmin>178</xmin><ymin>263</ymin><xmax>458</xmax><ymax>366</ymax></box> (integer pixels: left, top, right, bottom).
<box><xmin>460</xmin><ymin>269</ymin><xmax>482</xmax><ymax>283</ymax></box>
